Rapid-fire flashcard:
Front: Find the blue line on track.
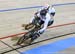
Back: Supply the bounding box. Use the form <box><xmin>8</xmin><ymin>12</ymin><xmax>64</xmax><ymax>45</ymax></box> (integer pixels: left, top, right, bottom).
<box><xmin>0</xmin><ymin>3</ymin><xmax>75</xmax><ymax>12</ymax></box>
<box><xmin>0</xmin><ymin>6</ymin><xmax>42</xmax><ymax>12</ymax></box>
<box><xmin>52</xmin><ymin>3</ymin><xmax>75</xmax><ymax>6</ymax></box>
<box><xmin>21</xmin><ymin>37</ymin><xmax>75</xmax><ymax>54</ymax></box>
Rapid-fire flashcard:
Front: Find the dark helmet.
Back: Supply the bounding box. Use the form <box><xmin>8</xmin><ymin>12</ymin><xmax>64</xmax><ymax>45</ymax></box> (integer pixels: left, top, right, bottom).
<box><xmin>40</xmin><ymin>9</ymin><xmax>47</xmax><ymax>16</ymax></box>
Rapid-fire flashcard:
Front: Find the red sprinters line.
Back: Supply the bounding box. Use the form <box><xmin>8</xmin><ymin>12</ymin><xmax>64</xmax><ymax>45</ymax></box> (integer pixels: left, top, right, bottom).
<box><xmin>0</xmin><ymin>22</ymin><xmax>75</xmax><ymax>40</ymax></box>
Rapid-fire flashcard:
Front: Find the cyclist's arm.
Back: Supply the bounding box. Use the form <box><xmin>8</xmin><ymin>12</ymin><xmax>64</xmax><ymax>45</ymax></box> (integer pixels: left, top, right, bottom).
<box><xmin>38</xmin><ymin>13</ymin><xmax>50</xmax><ymax>33</ymax></box>
<box><xmin>30</xmin><ymin>17</ymin><xmax>35</xmax><ymax>23</ymax></box>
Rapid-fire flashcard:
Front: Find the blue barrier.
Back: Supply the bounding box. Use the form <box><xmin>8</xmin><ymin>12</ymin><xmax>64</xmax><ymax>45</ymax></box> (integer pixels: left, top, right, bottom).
<box><xmin>0</xmin><ymin>3</ymin><xmax>75</xmax><ymax>12</ymax></box>
<box><xmin>21</xmin><ymin>37</ymin><xmax>75</xmax><ymax>54</ymax></box>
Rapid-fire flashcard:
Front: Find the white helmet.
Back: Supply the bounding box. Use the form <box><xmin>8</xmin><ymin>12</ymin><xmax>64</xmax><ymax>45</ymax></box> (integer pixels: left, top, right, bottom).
<box><xmin>43</xmin><ymin>4</ymin><xmax>52</xmax><ymax>10</ymax></box>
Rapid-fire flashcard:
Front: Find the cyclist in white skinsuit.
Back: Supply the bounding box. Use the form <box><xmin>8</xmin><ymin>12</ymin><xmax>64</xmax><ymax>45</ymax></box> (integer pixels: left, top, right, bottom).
<box><xmin>29</xmin><ymin>4</ymin><xmax>56</xmax><ymax>42</ymax></box>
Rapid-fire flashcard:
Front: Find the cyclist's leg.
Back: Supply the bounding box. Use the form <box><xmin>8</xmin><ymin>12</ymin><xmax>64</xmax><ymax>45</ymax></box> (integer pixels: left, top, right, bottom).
<box><xmin>48</xmin><ymin>20</ymin><xmax>54</xmax><ymax>26</ymax></box>
<box><xmin>48</xmin><ymin>12</ymin><xmax>55</xmax><ymax>26</ymax></box>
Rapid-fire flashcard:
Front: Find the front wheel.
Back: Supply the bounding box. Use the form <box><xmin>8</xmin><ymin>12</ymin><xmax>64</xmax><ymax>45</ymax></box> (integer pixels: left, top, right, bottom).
<box><xmin>16</xmin><ymin>32</ymin><xmax>32</xmax><ymax>45</ymax></box>
<box><xmin>17</xmin><ymin>35</ymin><xmax>25</xmax><ymax>45</ymax></box>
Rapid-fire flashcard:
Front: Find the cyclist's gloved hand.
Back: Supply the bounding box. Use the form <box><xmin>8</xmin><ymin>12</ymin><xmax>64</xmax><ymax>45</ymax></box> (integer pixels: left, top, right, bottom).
<box><xmin>38</xmin><ymin>30</ymin><xmax>44</xmax><ymax>34</ymax></box>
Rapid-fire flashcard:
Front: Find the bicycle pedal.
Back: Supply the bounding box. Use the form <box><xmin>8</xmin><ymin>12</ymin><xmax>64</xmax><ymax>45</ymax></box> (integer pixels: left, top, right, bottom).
<box><xmin>13</xmin><ymin>43</ymin><xmax>19</xmax><ymax>46</ymax></box>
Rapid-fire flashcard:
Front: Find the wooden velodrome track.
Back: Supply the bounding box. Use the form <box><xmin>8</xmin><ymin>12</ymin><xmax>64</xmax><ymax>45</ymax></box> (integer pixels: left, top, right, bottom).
<box><xmin>0</xmin><ymin>0</ymin><xmax>75</xmax><ymax>54</ymax></box>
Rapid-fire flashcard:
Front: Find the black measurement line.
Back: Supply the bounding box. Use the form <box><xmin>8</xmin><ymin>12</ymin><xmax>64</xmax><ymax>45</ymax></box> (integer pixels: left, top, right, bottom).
<box><xmin>0</xmin><ymin>40</ymin><xmax>21</xmax><ymax>54</ymax></box>
<box><xmin>1</xmin><ymin>32</ymin><xmax>75</xmax><ymax>54</ymax></box>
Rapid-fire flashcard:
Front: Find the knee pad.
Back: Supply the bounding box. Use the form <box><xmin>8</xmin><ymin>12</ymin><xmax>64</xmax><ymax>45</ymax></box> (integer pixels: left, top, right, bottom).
<box><xmin>50</xmin><ymin>12</ymin><xmax>55</xmax><ymax>16</ymax></box>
